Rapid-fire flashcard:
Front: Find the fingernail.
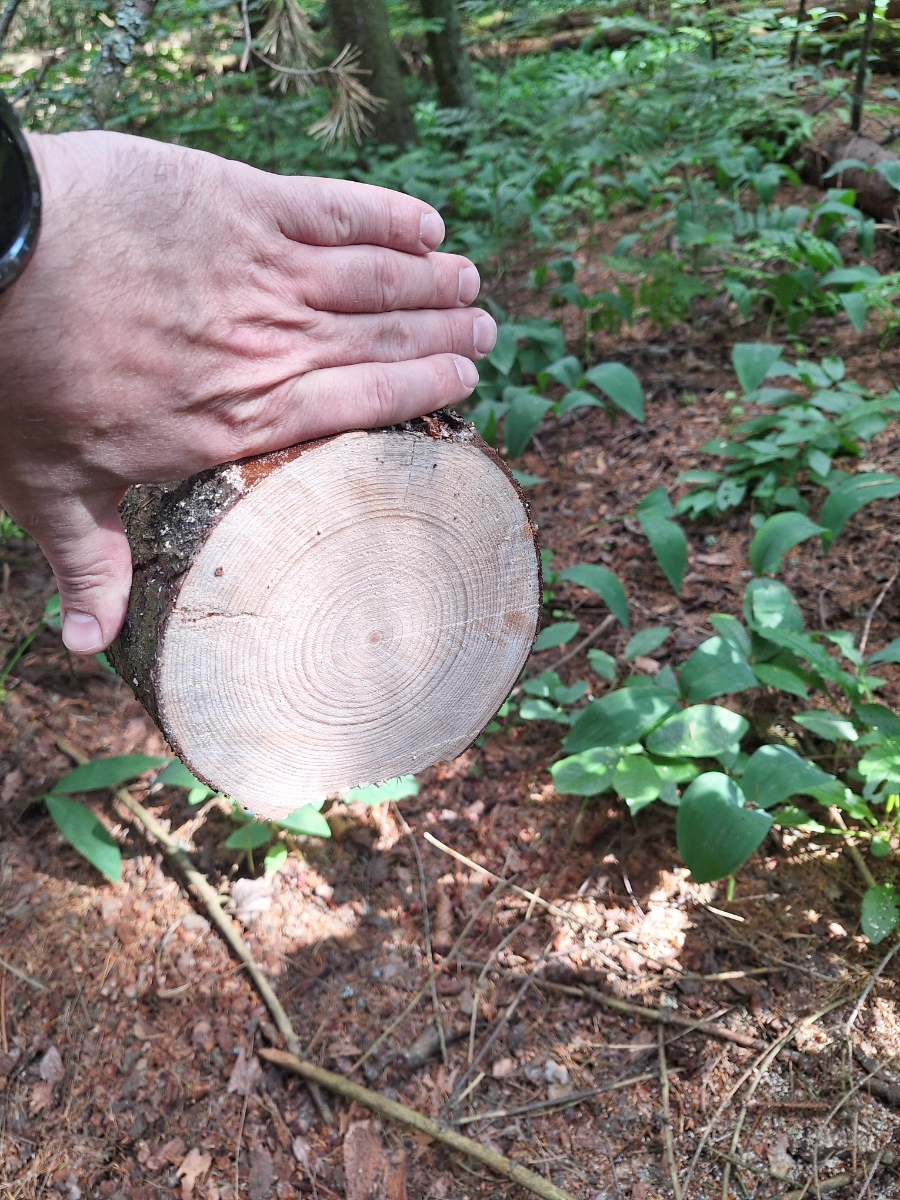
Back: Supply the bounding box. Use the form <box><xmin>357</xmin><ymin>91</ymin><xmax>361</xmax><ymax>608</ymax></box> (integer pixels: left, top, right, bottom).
<box><xmin>420</xmin><ymin>211</ymin><xmax>445</xmax><ymax>249</ymax></box>
<box><xmin>458</xmin><ymin>264</ymin><xmax>481</xmax><ymax>305</ymax></box>
<box><xmin>473</xmin><ymin>312</ymin><xmax>497</xmax><ymax>357</ymax></box>
<box><xmin>62</xmin><ymin>611</ymin><xmax>103</xmax><ymax>654</ymax></box>
<box><xmin>455</xmin><ymin>357</ymin><xmax>479</xmax><ymax>390</ymax></box>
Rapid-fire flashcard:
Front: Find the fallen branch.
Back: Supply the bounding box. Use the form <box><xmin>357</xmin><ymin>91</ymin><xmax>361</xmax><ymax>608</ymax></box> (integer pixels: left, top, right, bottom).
<box><xmin>455</xmin><ymin>1069</ymin><xmax>677</xmax><ymax>1125</ymax></box>
<box><xmin>852</xmin><ymin>1046</ymin><xmax>900</xmax><ymax>1106</ymax></box>
<box><xmin>0</xmin><ymin>954</ymin><xmax>47</xmax><ymax>993</ymax></box>
<box><xmin>56</xmin><ymin>738</ymin><xmax>335</xmax><ymax>1125</ymax></box>
<box><xmin>259</xmin><ymin>1047</ymin><xmax>577</xmax><ymax>1200</ymax></box>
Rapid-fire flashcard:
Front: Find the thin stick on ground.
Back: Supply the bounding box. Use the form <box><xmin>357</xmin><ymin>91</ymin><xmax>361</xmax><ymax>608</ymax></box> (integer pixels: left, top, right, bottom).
<box><xmin>859</xmin><ymin>568</ymin><xmax>898</xmax><ymax>658</ymax></box>
<box><xmin>682</xmin><ymin>996</ymin><xmax>854</xmax><ymax>1197</ymax></box>
<box><xmin>659</xmin><ymin>1024</ymin><xmax>683</xmax><ymax>1200</ymax></box>
<box><xmin>259</xmin><ymin>1046</ymin><xmax>578</xmax><ymax>1200</ymax></box>
<box><xmin>546</xmin><ymin>613</ymin><xmax>615</xmax><ymax>673</ymax></box>
<box><xmin>454</xmin><ymin>1070</ymin><xmax>670</xmax><ymax>1126</ymax></box>
<box><xmin>0</xmin><ymin>954</ymin><xmax>47</xmax><ymax>993</ymax></box>
<box><xmin>467</xmin><ymin>918</ymin><xmax>532</xmax><ymax>1077</ymax></box>
<box><xmin>349</xmin><ymin>876</ymin><xmax>513</xmax><ymax>1075</ymax></box>
<box><xmin>393</xmin><ymin>804</ymin><xmax>447</xmax><ymax>1066</ymax></box>
<box><xmin>811</xmin><ymin>1054</ymin><xmax>898</xmax><ymax>1196</ymax></box>
<box><xmin>444</xmin><ymin>933</ymin><xmax>555</xmax><ymax>1116</ymax></box>
<box><xmin>828</xmin><ymin>808</ymin><xmax>877</xmax><ymax>890</ymax></box>
<box><xmin>423</xmin><ymin>831</ymin><xmax>670</xmax><ymax>969</ymax></box>
<box><xmin>845</xmin><ymin>937</ymin><xmax>900</xmax><ymax>1036</ymax></box>
<box><xmin>55</xmin><ymin>738</ymin><xmax>336</xmax><ymax>1125</ymax></box>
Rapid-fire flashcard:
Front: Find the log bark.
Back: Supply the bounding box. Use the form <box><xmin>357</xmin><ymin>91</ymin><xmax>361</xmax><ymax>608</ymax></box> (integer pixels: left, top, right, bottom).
<box><xmin>108</xmin><ymin>414</ymin><xmax>541</xmax><ymax>819</ymax></box>
<box><xmin>806</xmin><ymin>136</ymin><xmax>900</xmax><ymax>222</ymax></box>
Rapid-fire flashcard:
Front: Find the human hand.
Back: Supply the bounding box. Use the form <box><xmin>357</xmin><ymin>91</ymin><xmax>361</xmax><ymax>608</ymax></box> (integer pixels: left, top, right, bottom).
<box><xmin>0</xmin><ymin>131</ymin><xmax>496</xmax><ymax>654</ymax></box>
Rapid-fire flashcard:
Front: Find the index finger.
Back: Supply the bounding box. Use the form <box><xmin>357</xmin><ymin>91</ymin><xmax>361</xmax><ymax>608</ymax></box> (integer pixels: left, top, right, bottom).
<box><xmin>264</xmin><ymin>175</ymin><xmax>445</xmax><ymax>254</ymax></box>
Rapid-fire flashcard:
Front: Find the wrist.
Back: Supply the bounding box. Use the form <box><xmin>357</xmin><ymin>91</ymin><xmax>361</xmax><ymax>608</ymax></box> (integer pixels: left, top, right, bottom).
<box><xmin>0</xmin><ymin>94</ymin><xmax>41</xmax><ymax>295</ymax></box>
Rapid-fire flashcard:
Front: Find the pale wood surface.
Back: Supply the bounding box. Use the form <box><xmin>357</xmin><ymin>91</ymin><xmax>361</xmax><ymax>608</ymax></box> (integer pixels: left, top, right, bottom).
<box><xmin>141</xmin><ymin>426</ymin><xmax>540</xmax><ymax>818</ymax></box>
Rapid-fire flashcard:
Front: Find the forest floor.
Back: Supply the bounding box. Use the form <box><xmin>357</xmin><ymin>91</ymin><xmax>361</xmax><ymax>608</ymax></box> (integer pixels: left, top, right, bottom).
<box><xmin>2</xmin><ymin>101</ymin><xmax>900</xmax><ymax>1200</ymax></box>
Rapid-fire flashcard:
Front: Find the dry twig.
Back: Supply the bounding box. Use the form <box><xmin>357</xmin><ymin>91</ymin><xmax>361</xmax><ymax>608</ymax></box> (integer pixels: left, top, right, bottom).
<box><xmin>858</xmin><ymin>568</ymin><xmax>898</xmax><ymax>658</ymax></box>
<box><xmin>260</xmin><ymin>1047</ymin><xmax>578</xmax><ymax>1200</ymax></box>
<box><xmin>659</xmin><ymin>1024</ymin><xmax>683</xmax><ymax>1200</ymax></box>
<box><xmin>56</xmin><ymin>738</ymin><xmax>335</xmax><ymax>1124</ymax></box>
<box><xmin>394</xmin><ymin>805</ymin><xmax>447</xmax><ymax>1066</ymax></box>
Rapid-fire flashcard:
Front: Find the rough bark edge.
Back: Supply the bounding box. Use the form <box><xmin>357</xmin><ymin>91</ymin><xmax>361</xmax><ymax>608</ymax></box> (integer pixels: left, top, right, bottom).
<box><xmin>109</xmin><ymin>411</ymin><xmax>542</xmax><ymax>771</ymax></box>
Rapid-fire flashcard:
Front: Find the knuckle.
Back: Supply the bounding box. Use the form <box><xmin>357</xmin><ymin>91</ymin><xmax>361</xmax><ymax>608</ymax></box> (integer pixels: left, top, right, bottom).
<box><xmin>374</xmin><ymin>256</ymin><xmax>403</xmax><ymax>311</ymax></box>
<box><xmin>386</xmin><ymin>315</ymin><xmax>416</xmax><ymax>361</ymax></box>
<box><xmin>368</xmin><ymin>369</ymin><xmax>398</xmax><ymax>427</ymax></box>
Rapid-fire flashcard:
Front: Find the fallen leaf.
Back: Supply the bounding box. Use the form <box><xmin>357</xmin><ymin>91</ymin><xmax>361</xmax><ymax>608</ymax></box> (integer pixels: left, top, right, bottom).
<box><xmin>344</xmin><ymin>1120</ymin><xmax>408</xmax><ymax>1200</ymax></box>
<box><xmin>633</xmin><ymin>656</ymin><xmax>661</xmax><ymax>674</ymax></box>
<box><xmin>227</xmin><ymin>1047</ymin><xmax>262</xmax><ymax>1096</ymax></box>
<box><xmin>696</xmin><ymin>552</ymin><xmax>732</xmax><ymax>566</ymax></box>
<box><xmin>249</xmin><ymin>1146</ymin><xmax>275</xmax><ymax>1200</ymax></box>
<box><xmin>162</xmin><ymin>1138</ymin><xmax>188</xmax><ymax>1165</ymax></box>
<box><xmin>292</xmin><ymin>1136</ymin><xmax>310</xmax><ymax>1168</ymax></box>
<box><xmin>133</xmin><ymin>1016</ymin><xmax>163</xmax><ymax>1040</ymax></box>
<box><xmin>766</xmin><ymin>1132</ymin><xmax>796</xmax><ymax>1178</ymax></box>
<box><xmin>544</xmin><ymin>1060</ymin><xmax>569</xmax><ymax>1086</ymax></box>
<box><xmin>38</xmin><ymin>1045</ymin><xmax>64</xmax><ymax>1084</ymax></box>
<box><xmin>228</xmin><ymin>877</ymin><xmax>275</xmax><ymax>926</ymax></box>
<box><xmin>176</xmin><ymin>1148</ymin><xmax>211</xmax><ymax>1200</ymax></box>
<box><xmin>491</xmin><ymin>1057</ymin><xmax>516</xmax><ymax>1079</ymax></box>
<box><xmin>0</xmin><ymin>1049</ymin><xmax>20</xmax><ymax>1077</ymax></box>
<box><xmin>29</xmin><ymin>1080</ymin><xmax>54</xmax><ymax>1113</ymax></box>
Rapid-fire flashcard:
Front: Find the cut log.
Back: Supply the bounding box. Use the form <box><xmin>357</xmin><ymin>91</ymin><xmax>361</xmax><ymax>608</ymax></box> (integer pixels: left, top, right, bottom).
<box><xmin>108</xmin><ymin>414</ymin><xmax>541</xmax><ymax>819</ymax></box>
<box><xmin>806</xmin><ymin>136</ymin><xmax>900</xmax><ymax>222</ymax></box>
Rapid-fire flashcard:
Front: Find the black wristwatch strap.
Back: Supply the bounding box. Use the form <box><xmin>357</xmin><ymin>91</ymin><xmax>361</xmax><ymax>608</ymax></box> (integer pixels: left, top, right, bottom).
<box><xmin>0</xmin><ymin>93</ymin><xmax>41</xmax><ymax>295</ymax></box>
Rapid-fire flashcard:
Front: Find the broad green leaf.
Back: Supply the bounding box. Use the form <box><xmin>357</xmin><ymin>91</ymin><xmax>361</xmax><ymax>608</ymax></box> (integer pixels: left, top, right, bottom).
<box><xmin>51</xmin><ymin>755</ymin><xmax>167</xmax><ymax>795</ymax></box>
<box><xmin>488</xmin><ymin>325</ymin><xmax>521</xmax><ymax>375</ymax></box>
<box><xmin>716</xmin><ymin>479</ymin><xmax>746</xmax><ymax>510</ymax></box>
<box><xmin>637</xmin><ymin>490</ymin><xmax>687</xmax><ymax>594</ymax></box>
<box><xmin>46</xmin><ymin>796</ymin><xmax>121</xmax><ymax>883</ymax></box>
<box><xmin>743</xmin><ymin>578</ymin><xmax>804</xmax><ymax>634</ymax></box>
<box><xmin>860</xmin><ymin>883</ymin><xmax>900</xmax><ymax>944</ymax></box>
<box><xmin>550</xmin><ymin>748</ymin><xmax>620</xmax><ymax>796</ymax></box>
<box><xmin>875</xmin><ymin>160</ymin><xmax>900</xmax><ymax>190</ymax></box>
<box><xmin>345</xmin><ymin>776</ymin><xmax>419</xmax><ymax>804</ymax></box>
<box><xmin>819</xmin><ymin>474</ymin><xmax>900</xmax><ymax>547</ymax></box>
<box><xmin>503</xmin><ymin>393</ymin><xmax>553</xmax><ymax>459</ymax></box>
<box><xmin>867</xmin><ymin>638</ymin><xmax>900</xmax><ymax>666</ymax></box>
<box><xmin>793</xmin><ymin>710</ymin><xmax>858</xmax><ymax>742</ymax></box>
<box><xmin>263</xmin><ymin>843</ymin><xmax>289</xmax><ymax>876</ymax></box>
<box><xmin>522</xmin><ymin>670</ymin><xmax>562</xmax><ymax>698</ymax></box>
<box><xmin>772</xmin><ymin>805</ymin><xmax>826</xmax><ymax>832</ymax></box>
<box><xmin>858</xmin><ymin>738</ymin><xmax>900</xmax><ymax>786</ymax></box>
<box><xmin>732</xmin><ymin>343</ymin><xmax>783</xmax><ymax>394</ymax></box>
<box><xmin>587</xmin><ymin>649</ymin><xmax>617</xmax><ymax>682</ymax></box>
<box><xmin>544</xmin><ymin>355</ymin><xmax>583</xmax><ymax>388</ymax></box>
<box><xmin>840</xmin><ymin>292</ymin><xmax>867</xmax><ymax>334</ymax></box>
<box><xmin>557</xmin><ymin>390</ymin><xmax>604</xmax><ymax>416</ymax></box>
<box><xmin>749</xmin><ymin>512</ymin><xmax>826</xmax><ymax>576</ymax></box>
<box><xmin>564</xmin><ymin>688</ymin><xmax>677</xmax><ymax>753</ymax></box>
<box><xmin>646</xmin><ymin>705</ymin><xmax>749</xmax><ymax>759</ymax></box>
<box><xmin>519</xmin><ymin>698</ymin><xmax>569</xmax><ymax>723</ymax></box>
<box><xmin>613</xmin><ymin>754</ymin><xmax>661</xmax><ymax>808</ymax></box>
<box><xmin>752</xmin><ymin>663</ymin><xmax>808</xmax><ymax>698</ymax></box>
<box><xmin>224</xmin><ymin>822</ymin><xmax>272</xmax><ymax>851</ymax></box>
<box><xmin>510</xmin><ymin>470</ymin><xmax>547</xmax><ymax>487</ymax></box>
<box><xmin>819</xmin><ymin>265</ymin><xmax>880</xmax><ymax>287</ymax></box>
<box><xmin>558</xmin><ymin>565</ymin><xmax>630</xmax><ymax>629</ymax></box>
<box><xmin>742</xmin><ymin>744</ymin><xmax>833</xmax><ymax>809</ymax></box>
<box><xmin>583</xmin><ymin>362</ymin><xmax>644</xmax><ymax>421</ymax></box>
<box><xmin>278</xmin><ymin>805</ymin><xmax>332</xmax><ymax>837</ymax></box>
<box><xmin>156</xmin><ymin>760</ymin><xmax>204</xmax><ymax>789</ymax></box>
<box><xmin>679</xmin><ymin>637</ymin><xmax>757</xmax><ymax>703</ymax></box>
<box><xmin>677</xmin><ymin>773</ymin><xmax>772</xmax><ymax>883</ymax></box>
<box><xmin>534</xmin><ymin>621</ymin><xmax>579</xmax><ymax>651</ymax></box>
<box><xmin>856</xmin><ymin>704</ymin><xmax>900</xmax><ymax>737</ymax></box>
<box><xmin>553</xmin><ymin>681</ymin><xmax>588</xmax><ymax>705</ymax></box>
<box><xmin>709</xmin><ymin>614</ymin><xmax>752</xmax><ymax>657</ymax></box>
<box><xmin>625</xmin><ymin>627</ymin><xmax>670</xmax><ymax>661</ymax></box>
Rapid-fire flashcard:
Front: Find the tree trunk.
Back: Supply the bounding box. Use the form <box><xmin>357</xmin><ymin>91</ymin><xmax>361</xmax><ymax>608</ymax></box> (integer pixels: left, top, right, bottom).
<box><xmin>108</xmin><ymin>415</ymin><xmax>541</xmax><ymax>820</ymax></box>
<box><xmin>326</xmin><ymin>0</ymin><xmax>417</xmax><ymax>146</ymax></box>
<box><xmin>850</xmin><ymin>0</ymin><xmax>877</xmax><ymax>133</ymax></box>
<box><xmin>81</xmin><ymin>0</ymin><xmax>158</xmax><ymax>130</ymax></box>
<box><xmin>420</xmin><ymin>0</ymin><xmax>477</xmax><ymax>110</ymax></box>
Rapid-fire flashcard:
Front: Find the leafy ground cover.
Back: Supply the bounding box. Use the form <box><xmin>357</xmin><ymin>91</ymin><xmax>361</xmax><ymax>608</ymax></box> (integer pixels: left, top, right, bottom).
<box><xmin>3</xmin><ymin>0</ymin><xmax>900</xmax><ymax>1196</ymax></box>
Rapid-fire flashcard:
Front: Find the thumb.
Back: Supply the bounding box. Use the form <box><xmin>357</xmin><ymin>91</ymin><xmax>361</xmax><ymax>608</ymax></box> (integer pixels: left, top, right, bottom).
<box><xmin>36</xmin><ymin>494</ymin><xmax>133</xmax><ymax>655</ymax></box>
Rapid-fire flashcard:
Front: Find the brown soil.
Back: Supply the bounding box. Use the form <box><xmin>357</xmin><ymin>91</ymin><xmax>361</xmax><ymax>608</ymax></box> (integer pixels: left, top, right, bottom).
<box><xmin>2</xmin><ymin>91</ymin><xmax>900</xmax><ymax>1200</ymax></box>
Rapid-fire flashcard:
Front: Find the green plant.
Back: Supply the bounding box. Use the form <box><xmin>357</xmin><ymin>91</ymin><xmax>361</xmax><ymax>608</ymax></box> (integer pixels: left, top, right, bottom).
<box><xmin>519</xmin><ymin>575</ymin><xmax>899</xmax><ymax>943</ymax></box>
<box><xmin>43</xmin><ymin>754</ymin><xmax>421</xmax><ymax>882</ymax></box>
<box><xmin>469</xmin><ymin>317</ymin><xmax>644</xmax><ymax>469</ymax></box>
<box><xmin>673</xmin><ymin>344</ymin><xmax>900</xmax><ymax>529</ymax></box>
